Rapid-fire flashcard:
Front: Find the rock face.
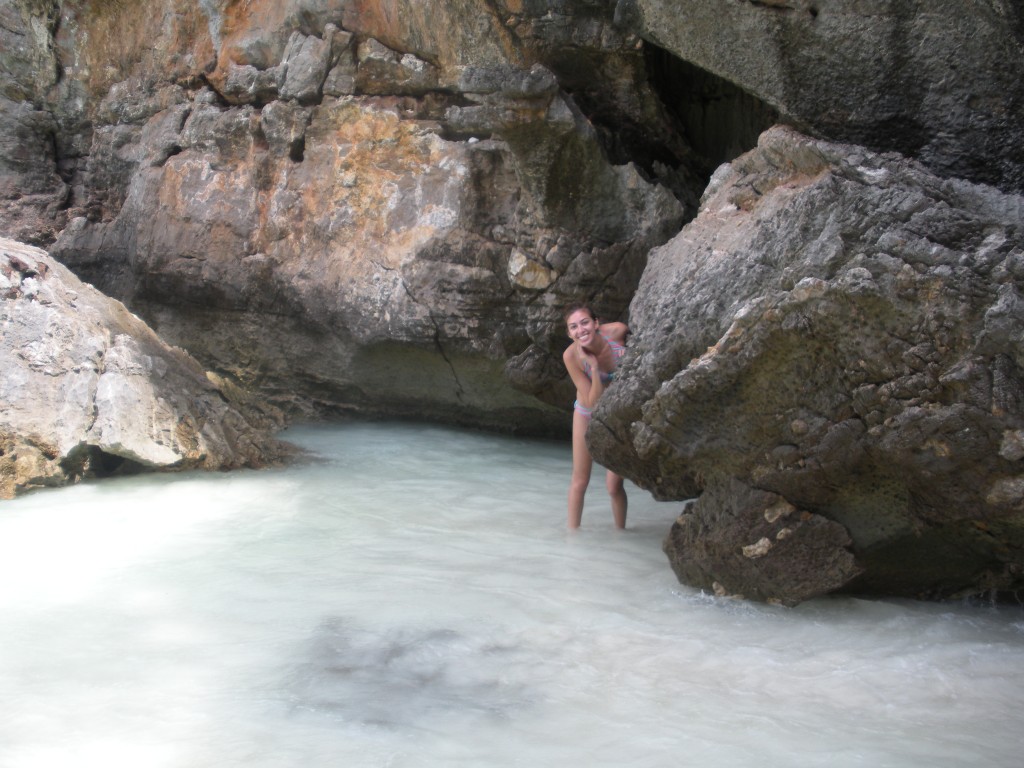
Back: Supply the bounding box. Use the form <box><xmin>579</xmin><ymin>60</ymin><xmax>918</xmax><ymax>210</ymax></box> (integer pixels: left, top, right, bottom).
<box><xmin>616</xmin><ymin>0</ymin><xmax>1024</xmax><ymax>195</ymax></box>
<box><xmin>590</xmin><ymin>126</ymin><xmax>1024</xmax><ymax>604</ymax></box>
<box><xmin>3</xmin><ymin>0</ymin><xmax>697</xmax><ymax>432</ymax></box>
<box><xmin>0</xmin><ymin>0</ymin><xmax>67</xmax><ymax>245</ymax></box>
<box><xmin>0</xmin><ymin>237</ymin><xmax>288</xmax><ymax>499</ymax></box>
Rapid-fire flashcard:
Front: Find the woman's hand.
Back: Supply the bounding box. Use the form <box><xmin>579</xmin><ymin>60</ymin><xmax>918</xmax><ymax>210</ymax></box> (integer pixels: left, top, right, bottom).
<box><xmin>578</xmin><ymin>347</ymin><xmax>599</xmax><ymax>370</ymax></box>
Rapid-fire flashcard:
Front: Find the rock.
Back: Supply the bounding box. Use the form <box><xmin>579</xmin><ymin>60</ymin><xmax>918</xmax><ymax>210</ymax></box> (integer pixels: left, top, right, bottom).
<box><xmin>590</xmin><ymin>126</ymin><xmax>1024</xmax><ymax>602</ymax></box>
<box><xmin>1</xmin><ymin>1</ymin><xmax>729</xmax><ymax>433</ymax></box>
<box><xmin>221</xmin><ymin>62</ymin><xmax>284</xmax><ymax>105</ymax></box>
<box><xmin>0</xmin><ymin>2</ymin><xmax>67</xmax><ymax>244</ymax></box>
<box><xmin>663</xmin><ymin>480</ymin><xmax>862</xmax><ymax>606</ymax></box>
<box><xmin>0</xmin><ymin>97</ymin><xmax>69</xmax><ymax>245</ymax></box>
<box><xmin>0</xmin><ymin>0</ymin><xmax>60</xmax><ymax>104</ymax></box>
<box><xmin>280</xmin><ymin>30</ymin><xmax>336</xmax><ymax>104</ymax></box>
<box><xmin>0</xmin><ymin>0</ymin><xmax>1020</xmax><ymax>601</ymax></box>
<box><xmin>507</xmin><ymin>249</ymin><xmax>557</xmax><ymax>291</ymax></box>
<box><xmin>614</xmin><ymin>0</ymin><xmax>1024</xmax><ymax>194</ymax></box>
<box><xmin>215</xmin><ymin>24</ymin><xmax>355</xmax><ymax>105</ymax></box>
<box><xmin>355</xmin><ymin>38</ymin><xmax>439</xmax><ymax>96</ymax></box>
<box><xmin>322</xmin><ymin>27</ymin><xmax>357</xmax><ymax>97</ymax></box>
<box><xmin>0</xmin><ymin>237</ymin><xmax>290</xmax><ymax>499</ymax></box>
<box><xmin>42</xmin><ymin>11</ymin><xmax>685</xmax><ymax>433</ymax></box>
<box><xmin>260</xmin><ymin>100</ymin><xmax>312</xmax><ymax>159</ymax></box>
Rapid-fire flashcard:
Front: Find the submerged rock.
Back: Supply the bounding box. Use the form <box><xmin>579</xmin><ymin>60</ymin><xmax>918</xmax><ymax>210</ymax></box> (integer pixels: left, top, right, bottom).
<box><xmin>591</xmin><ymin>126</ymin><xmax>1024</xmax><ymax>604</ymax></box>
<box><xmin>0</xmin><ymin>238</ymin><xmax>290</xmax><ymax>499</ymax></box>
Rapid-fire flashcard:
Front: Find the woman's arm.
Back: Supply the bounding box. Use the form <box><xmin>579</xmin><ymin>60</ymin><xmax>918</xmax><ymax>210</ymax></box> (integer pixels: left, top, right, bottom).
<box><xmin>601</xmin><ymin>321</ymin><xmax>629</xmax><ymax>344</ymax></box>
<box><xmin>563</xmin><ymin>343</ymin><xmax>606</xmax><ymax>410</ymax></box>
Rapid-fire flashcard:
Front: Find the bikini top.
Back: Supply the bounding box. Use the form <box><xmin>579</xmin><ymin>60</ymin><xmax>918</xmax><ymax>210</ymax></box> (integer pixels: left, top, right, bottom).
<box><xmin>581</xmin><ymin>336</ymin><xmax>626</xmax><ymax>384</ymax></box>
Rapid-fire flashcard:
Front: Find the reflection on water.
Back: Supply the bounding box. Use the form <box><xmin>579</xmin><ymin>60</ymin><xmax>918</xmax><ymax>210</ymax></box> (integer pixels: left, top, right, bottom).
<box><xmin>1</xmin><ymin>422</ymin><xmax>1022</xmax><ymax>768</ymax></box>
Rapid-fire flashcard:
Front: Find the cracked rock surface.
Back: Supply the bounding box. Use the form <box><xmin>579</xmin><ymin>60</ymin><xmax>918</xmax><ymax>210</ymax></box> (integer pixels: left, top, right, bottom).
<box><xmin>0</xmin><ymin>238</ymin><xmax>290</xmax><ymax>499</ymax></box>
<box><xmin>2</xmin><ymin>1</ymin><xmax>693</xmax><ymax>431</ymax></box>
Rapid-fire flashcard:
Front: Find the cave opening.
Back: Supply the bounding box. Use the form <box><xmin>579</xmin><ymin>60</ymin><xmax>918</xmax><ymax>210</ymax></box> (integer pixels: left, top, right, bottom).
<box><xmin>560</xmin><ymin>40</ymin><xmax>780</xmax><ymax>218</ymax></box>
<box><xmin>643</xmin><ymin>41</ymin><xmax>780</xmax><ymax>179</ymax></box>
<box><xmin>61</xmin><ymin>444</ymin><xmax>148</xmax><ymax>482</ymax></box>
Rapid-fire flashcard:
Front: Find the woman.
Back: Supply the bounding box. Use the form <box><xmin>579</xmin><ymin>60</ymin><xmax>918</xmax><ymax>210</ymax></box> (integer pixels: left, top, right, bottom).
<box><xmin>561</xmin><ymin>303</ymin><xmax>628</xmax><ymax>529</ymax></box>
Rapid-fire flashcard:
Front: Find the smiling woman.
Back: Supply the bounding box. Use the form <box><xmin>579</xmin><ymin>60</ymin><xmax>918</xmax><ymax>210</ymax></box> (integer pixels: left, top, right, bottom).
<box><xmin>561</xmin><ymin>303</ymin><xmax>629</xmax><ymax>530</ymax></box>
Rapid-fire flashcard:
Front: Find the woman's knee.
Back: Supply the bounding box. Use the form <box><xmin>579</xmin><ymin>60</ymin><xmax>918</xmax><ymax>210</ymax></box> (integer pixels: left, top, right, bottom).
<box><xmin>570</xmin><ymin>471</ymin><xmax>591</xmax><ymax>493</ymax></box>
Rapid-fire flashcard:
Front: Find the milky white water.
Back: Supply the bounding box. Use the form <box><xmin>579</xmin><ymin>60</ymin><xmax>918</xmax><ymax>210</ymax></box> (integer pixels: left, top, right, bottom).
<box><xmin>1</xmin><ymin>422</ymin><xmax>1023</xmax><ymax>768</ymax></box>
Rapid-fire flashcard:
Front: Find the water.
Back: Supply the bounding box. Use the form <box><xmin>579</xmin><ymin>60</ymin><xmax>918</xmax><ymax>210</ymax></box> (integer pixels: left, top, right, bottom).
<box><xmin>1</xmin><ymin>422</ymin><xmax>1022</xmax><ymax>768</ymax></box>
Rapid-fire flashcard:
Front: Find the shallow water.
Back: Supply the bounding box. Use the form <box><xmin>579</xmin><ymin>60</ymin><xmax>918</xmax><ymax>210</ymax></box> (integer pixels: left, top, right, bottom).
<box><xmin>1</xmin><ymin>422</ymin><xmax>1022</xmax><ymax>768</ymax></box>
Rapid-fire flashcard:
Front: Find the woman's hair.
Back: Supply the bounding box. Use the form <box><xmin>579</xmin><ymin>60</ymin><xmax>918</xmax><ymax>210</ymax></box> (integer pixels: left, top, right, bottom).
<box><xmin>562</xmin><ymin>302</ymin><xmax>596</xmax><ymax>324</ymax></box>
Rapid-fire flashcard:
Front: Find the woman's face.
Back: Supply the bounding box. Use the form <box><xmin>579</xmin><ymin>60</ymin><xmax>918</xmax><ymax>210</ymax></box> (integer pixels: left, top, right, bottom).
<box><xmin>566</xmin><ymin>309</ymin><xmax>599</xmax><ymax>346</ymax></box>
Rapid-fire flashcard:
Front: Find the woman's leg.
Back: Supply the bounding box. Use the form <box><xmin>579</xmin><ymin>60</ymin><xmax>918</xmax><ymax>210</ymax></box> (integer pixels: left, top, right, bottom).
<box><xmin>607</xmin><ymin>470</ymin><xmax>627</xmax><ymax>529</ymax></box>
<box><xmin>568</xmin><ymin>410</ymin><xmax>593</xmax><ymax>529</ymax></box>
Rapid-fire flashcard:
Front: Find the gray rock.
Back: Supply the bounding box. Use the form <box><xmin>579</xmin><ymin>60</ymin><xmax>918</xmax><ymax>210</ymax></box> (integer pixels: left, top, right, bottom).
<box><xmin>222</xmin><ymin>62</ymin><xmax>284</xmax><ymax>105</ymax></box>
<box><xmin>322</xmin><ymin>27</ymin><xmax>357</xmax><ymax>97</ymax></box>
<box><xmin>0</xmin><ymin>0</ymin><xmax>59</xmax><ymax>103</ymax></box>
<box><xmin>590</xmin><ymin>126</ymin><xmax>1024</xmax><ymax>602</ymax></box>
<box><xmin>0</xmin><ymin>237</ymin><xmax>289</xmax><ymax>499</ymax></box>
<box><xmin>663</xmin><ymin>479</ymin><xmax>862</xmax><ymax>606</ymax></box>
<box><xmin>280</xmin><ymin>31</ymin><xmax>333</xmax><ymax>104</ymax></box>
<box><xmin>260</xmin><ymin>100</ymin><xmax>311</xmax><ymax>158</ymax></box>
<box><xmin>355</xmin><ymin>38</ymin><xmax>440</xmax><ymax>96</ymax></box>
<box><xmin>0</xmin><ymin>97</ymin><xmax>68</xmax><ymax>244</ymax></box>
<box><xmin>615</xmin><ymin>0</ymin><xmax>1024</xmax><ymax>194</ymax></box>
<box><xmin>0</xmin><ymin>1</ymin><xmax>72</xmax><ymax>243</ymax></box>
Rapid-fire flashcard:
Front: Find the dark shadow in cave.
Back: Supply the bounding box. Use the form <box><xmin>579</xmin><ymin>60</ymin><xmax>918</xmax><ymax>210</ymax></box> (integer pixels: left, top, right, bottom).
<box><xmin>643</xmin><ymin>42</ymin><xmax>780</xmax><ymax>179</ymax></box>
<box><xmin>557</xmin><ymin>40</ymin><xmax>779</xmax><ymax>219</ymax></box>
<box><xmin>62</xmin><ymin>444</ymin><xmax>148</xmax><ymax>482</ymax></box>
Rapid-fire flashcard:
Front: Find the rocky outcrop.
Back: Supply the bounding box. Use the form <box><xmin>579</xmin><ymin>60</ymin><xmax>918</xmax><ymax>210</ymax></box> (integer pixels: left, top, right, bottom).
<box><xmin>590</xmin><ymin>126</ymin><xmax>1024</xmax><ymax>604</ymax></box>
<box><xmin>615</xmin><ymin>0</ymin><xmax>1024</xmax><ymax>195</ymax></box>
<box><xmin>0</xmin><ymin>237</ymin><xmax>289</xmax><ymax>499</ymax></box>
<box><xmin>664</xmin><ymin>482</ymin><xmax>862</xmax><ymax>606</ymax></box>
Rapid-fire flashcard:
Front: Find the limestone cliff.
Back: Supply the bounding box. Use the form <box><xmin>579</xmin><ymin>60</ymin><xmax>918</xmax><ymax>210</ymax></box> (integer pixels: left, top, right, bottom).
<box><xmin>2</xmin><ymin>0</ymin><xmax>1019</xmax><ymax>435</ymax></box>
<box><xmin>5</xmin><ymin>0</ymin><xmax>698</xmax><ymax>432</ymax></box>
<box><xmin>617</xmin><ymin>0</ymin><xmax>1024</xmax><ymax>194</ymax></box>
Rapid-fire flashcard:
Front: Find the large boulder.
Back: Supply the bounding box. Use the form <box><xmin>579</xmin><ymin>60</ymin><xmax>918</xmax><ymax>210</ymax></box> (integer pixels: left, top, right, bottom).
<box><xmin>0</xmin><ymin>237</ymin><xmax>289</xmax><ymax>499</ymax></box>
<box><xmin>590</xmin><ymin>126</ymin><xmax>1024</xmax><ymax>604</ymax></box>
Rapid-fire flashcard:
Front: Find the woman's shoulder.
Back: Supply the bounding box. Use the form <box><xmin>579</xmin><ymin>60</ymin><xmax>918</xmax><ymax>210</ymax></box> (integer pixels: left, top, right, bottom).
<box><xmin>602</xmin><ymin>322</ymin><xmax>629</xmax><ymax>342</ymax></box>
